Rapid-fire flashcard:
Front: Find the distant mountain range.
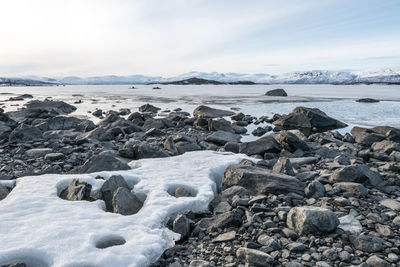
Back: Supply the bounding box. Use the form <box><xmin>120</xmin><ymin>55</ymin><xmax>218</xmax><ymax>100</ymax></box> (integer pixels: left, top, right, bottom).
<box><xmin>1</xmin><ymin>67</ymin><xmax>400</xmax><ymax>86</ymax></box>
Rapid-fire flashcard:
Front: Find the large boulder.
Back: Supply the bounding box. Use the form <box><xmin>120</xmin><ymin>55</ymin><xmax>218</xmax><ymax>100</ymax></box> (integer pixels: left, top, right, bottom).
<box><xmin>34</xmin><ymin>116</ymin><xmax>83</xmax><ymax>131</ymax></box>
<box><xmin>9</xmin><ymin>124</ymin><xmax>43</xmax><ymax>143</ymax></box>
<box><xmin>223</xmin><ymin>165</ymin><xmax>305</xmax><ymax>195</ymax></box>
<box><xmin>60</xmin><ymin>178</ymin><xmax>92</xmax><ymax>201</ymax></box>
<box><xmin>193</xmin><ymin>105</ymin><xmax>234</xmax><ymax>118</ymax></box>
<box><xmin>79</xmin><ymin>151</ymin><xmax>130</xmax><ymax>173</ymax></box>
<box><xmin>8</xmin><ymin>100</ymin><xmax>76</xmax><ymax>121</ymax></box>
<box><xmin>239</xmin><ymin>135</ymin><xmax>280</xmax><ymax>156</ymax></box>
<box><xmin>273</xmin><ymin>107</ymin><xmax>347</xmax><ymax>130</ymax></box>
<box><xmin>112</xmin><ymin>187</ymin><xmax>143</xmax><ymax>215</ymax></box>
<box><xmin>208</xmin><ymin>118</ymin><xmax>234</xmax><ymax>133</ymax></box>
<box><xmin>287</xmin><ymin>206</ymin><xmax>339</xmax><ymax>235</ymax></box>
<box><xmin>265</xmin><ymin>88</ymin><xmax>287</xmax><ymax>96</ymax></box>
<box><xmin>100</xmin><ymin>175</ymin><xmax>130</xmax><ymax>211</ymax></box>
<box><xmin>330</xmin><ymin>165</ymin><xmax>383</xmax><ymax>186</ymax></box>
<box><xmin>205</xmin><ymin>130</ymin><xmax>241</xmax><ymax>145</ymax></box>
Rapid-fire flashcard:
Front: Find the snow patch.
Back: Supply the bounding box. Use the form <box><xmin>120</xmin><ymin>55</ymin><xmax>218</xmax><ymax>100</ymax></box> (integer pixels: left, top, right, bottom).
<box><xmin>0</xmin><ymin>151</ymin><xmax>247</xmax><ymax>267</ymax></box>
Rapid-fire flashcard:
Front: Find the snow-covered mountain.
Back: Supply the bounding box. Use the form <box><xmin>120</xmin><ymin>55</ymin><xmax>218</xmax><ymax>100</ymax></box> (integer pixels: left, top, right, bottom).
<box><xmin>2</xmin><ymin>67</ymin><xmax>400</xmax><ymax>85</ymax></box>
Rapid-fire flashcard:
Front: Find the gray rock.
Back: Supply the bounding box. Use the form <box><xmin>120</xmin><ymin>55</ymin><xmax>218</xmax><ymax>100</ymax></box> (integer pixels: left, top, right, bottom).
<box><xmin>338</xmin><ymin>215</ymin><xmax>362</xmax><ymax>234</ymax></box>
<box><xmin>139</xmin><ymin>104</ymin><xmax>160</xmax><ymax>113</ymax></box>
<box><xmin>366</xmin><ymin>255</ymin><xmax>390</xmax><ymax>267</ymax></box>
<box><xmin>350</xmin><ymin>126</ymin><xmax>385</xmax><ymax>146</ymax></box>
<box><xmin>92</xmin><ymin>109</ymin><xmax>103</xmax><ymax>117</ymax></box>
<box><xmin>330</xmin><ymin>165</ymin><xmax>383</xmax><ymax>186</ymax></box>
<box><xmin>80</xmin><ymin>151</ymin><xmax>130</xmax><ymax>173</ymax></box>
<box><xmin>188</xmin><ymin>260</ymin><xmax>213</xmax><ymax>267</ymax></box>
<box><xmin>287</xmin><ymin>242</ymin><xmax>306</xmax><ymax>253</ymax></box>
<box><xmin>176</xmin><ymin>142</ymin><xmax>201</xmax><ymax>154</ymax></box>
<box><xmin>60</xmin><ymin>178</ymin><xmax>92</xmax><ymax>201</ymax></box>
<box><xmin>305</xmin><ymin>180</ymin><xmax>326</xmax><ymax>198</ymax></box>
<box><xmin>25</xmin><ymin>148</ymin><xmax>52</xmax><ymax>158</ymax></box>
<box><xmin>172</xmin><ymin>214</ymin><xmax>191</xmax><ymax>240</ymax></box>
<box><xmin>265</xmin><ymin>88</ymin><xmax>287</xmax><ymax>96</ymax></box>
<box><xmin>279</xmin><ymin>131</ymin><xmax>310</xmax><ymax>152</ymax></box>
<box><xmin>333</xmin><ymin>182</ymin><xmax>367</xmax><ymax>197</ymax></box>
<box><xmin>289</xmin><ymin>157</ymin><xmax>319</xmax><ymax>168</ymax></box>
<box><xmin>239</xmin><ymin>135</ymin><xmax>281</xmax><ymax>156</ymax></box>
<box><xmin>44</xmin><ymin>152</ymin><xmax>64</xmax><ymax>161</ymax></box>
<box><xmin>0</xmin><ymin>184</ymin><xmax>10</xmax><ymax>200</ymax></box>
<box><xmin>287</xmin><ymin>206</ymin><xmax>339</xmax><ymax>235</ymax></box>
<box><xmin>208</xmin><ymin>118</ymin><xmax>234</xmax><ymax>133</ymax></box>
<box><xmin>112</xmin><ymin>187</ymin><xmax>143</xmax><ymax>215</ymax></box>
<box><xmin>380</xmin><ymin>199</ymin><xmax>400</xmax><ymax>211</ymax></box>
<box><xmin>257</xmin><ymin>234</ymin><xmax>281</xmax><ymax>251</ymax></box>
<box><xmin>193</xmin><ymin>105</ymin><xmax>234</xmax><ymax>118</ymax></box>
<box><xmin>205</xmin><ymin>130</ymin><xmax>241</xmax><ymax>145</ymax></box>
<box><xmin>164</xmin><ymin>137</ymin><xmax>178</xmax><ymax>155</ymax></box>
<box><xmin>133</xmin><ymin>143</ymin><xmax>169</xmax><ymax>159</ymax></box>
<box><xmin>350</xmin><ymin>234</ymin><xmax>384</xmax><ymax>252</ymax></box>
<box><xmin>273</xmin><ymin>157</ymin><xmax>295</xmax><ymax>176</ymax></box>
<box><xmin>236</xmin><ymin>247</ymin><xmax>274</xmax><ymax>267</ymax></box>
<box><xmin>223</xmin><ymin>164</ymin><xmax>305</xmax><ymax>195</ymax></box>
<box><xmin>372</xmin><ymin>140</ymin><xmax>400</xmax><ymax>154</ymax></box>
<box><xmin>213</xmin><ymin>230</ymin><xmax>236</xmax><ymax>242</ymax></box>
<box><xmin>212</xmin><ymin>210</ymin><xmax>242</xmax><ymax>230</ymax></box>
<box><xmin>100</xmin><ymin>175</ymin><xmax>130</xmax><ymax>211</ymax></box>
<box><xmin>9</xmin><ymin>124</ymin><xmax>43</xmax><ymax>142</ymax></box>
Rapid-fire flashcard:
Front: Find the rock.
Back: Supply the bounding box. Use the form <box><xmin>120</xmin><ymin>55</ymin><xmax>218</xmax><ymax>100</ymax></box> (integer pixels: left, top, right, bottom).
<box><xmin>212</xmin><ymin>230</ymin><xmax>236</xmax><ymax>242</ymax></box>
<box><xmin>0</xmin><ymin>263</ymin><xmax>27</xmax><ymax>267</ymax></box>
<box><xmin>279</xmin><ymin>131</ymin><xmax>310</xmax><ymax>152</ymax></box>
<box><xmin>265</xmin><ymin>88</ymin><xmax>288</xmax><ymax>96</ymax></box>
<box><xmin>375</xmin><ymin>223</ymin><xmax>393</xmax><ymax>237</ymax></box>
<box><xmin>212</xmin><ymin>210</ymin><xmax>242</xmax><ymax>230</ymax></box>
<box><xmin>333</xmin><ymin>182</ymin><xmax>367</xmax><ymax>197</ymax></box>
<box><xmin>100</xmin><ymin>175</ymin><xmax>130</xmax><ymax>211</ymax></box>
<box><xmin>372</xmin><ymin>140</ymin><xmax>400</xmax><ymax>154</ymax></box>
<box><xmin>80</xmin><ymin>151</ymin><xmax>130</xmax><ymax>173</ymax></box>
<box><xmin>92</xmin><ymin>109</ymin><xmax>103</xmax><ymax>117</ymax></box>
<box><xmin>173</xmin><ymin>187</ymin><xmax>191</xmax><ymax>198</ymax></box>
<box><xmin>287</xmin><ymin>242</ymin><xmax>306</xmax><ymax>253</ymax></box>
<box><xmin>44</xmin><ymin>152</ymin><xmax>64</xmax><ymax>161</ymax></box>
<box><xmin>175</xmin><ymin>142</ymin><xmax>201</xmax><ymax>154</ymax></box>
<box><xmin>273</xmin><ymin>157</ymin><xmax>295</xmax><ymax>176</ymax></box>
<box><xmin>0</xmin><ymin>184</ymin><xmax>10</xmax><ymax>200</ymax></box>
<box><xmin>257</xmin><ymin>234</ymin><xmax>280</xmax><ymax>251</ymax></box>
<box><xmin>164</xmin><ymin>137</ymin><xmax>178</xmax><ymax>155</ymax></box>
<box><xmin>208</xmin><ymin>118</ymin><xmax>234</xmax><ymax>133</ymax></box>
<box><xmin>9</xmin><ymin>124</ymin><xmax>43</xmax><ymax>143</ymax></box>
<box><xmin>287</xmin><ymin>206</ymin><xmax>339</xmax><ymax>235</ymax></box>
<box><xmin>330</xmin><ymin>165</ymin><xmax>382</xmax><ymax>186</ymax></box>
<box><xmin>338</xmin><ymin>215</ymin><xmax>362</xmax><ymax>234</ymax></box>
<box><xmin>305</xmin><ymin>180</ymin><xmax>326</xmax><ymax>198</ymax></box>
<box><xmin>252</xmin><ymin>127</ymin><xmax>268</xmax><ymax>137</ymax></box>
<box><xmin>356</xmin><ymin>98</ymin><xmax>380</xmax><ymax>103</ymax></box>
<box><xmin>380</xmin><ymin>199</ymin><xmax>400</xmax><ymax>211</ymax></box>
<box><xmin>239</xmin><ymin>136</ymin><xmax>281</xmax><ymax>156</ymax></box>
<box><xmin>223</xmin><ymin>164</ymin><xmax>305</xmax><ymax>195</ymax></box>
<box><xmin>236</xmin><ymin>247</ymin><xmax>274</xmax><ymax>267</ymax></box>
<box><xmin>350</xmin><ymin>126</ymin><xmax>385</xmax><ymax>146</ymax></box>
<box><xmin>112</xmin><ymin>187</ymin><xmax>143</xmax><ymax>215</ymax></box>
<box><xmin>205</xmin><ymin>130</ymin><xmax>241</xmax><ymax>145</ymax></box>
<box><xmin>289</xmin><ymin>157</ymin><xmax>319</xmax><ymax>168</ymax></box>
<box><xmin>193</xmin><ymin>105</ymin><xmax>234</xmax><ymax>118</ymax></box>
<box><xmin>273</xmin><ymin>107</ymin><xmax>347</xmax><ymax>130</ymax></box>
<box><xmin>366</xmin><ymin>255</ymin><xmax>389</xmax><ymax>267</ymax></box>
<box><xmin>133</xmin><ymin>143</ymin><xmax>169</xmax><ymax>159</ymax></box>
<box><xmin>138</xmin><ymin>104</ymin><xmax>160</xmax><ymax>113</ymax></box>
<box><xmin>349</xmin><ymin>234</ymin><xmax>384</xmax><ymax>253</ymax></box>
<box><xmin>35</xmin><ymin>116</ymin><xmax>83</xmax><ymax>131</ymax></box>
<box><xmin>188</xmin><ymin>260</ymin><xmax>213</xmax><ymax>267</ymax></box>
<box><xmin>60</xmin><ymin>178</ymin><xmax>92</xmax><ymax>201</ymax></box>
<box><xmin>231</xmin><ymin>112</ymin><xmax>245</xmax><ymax>121</ymax></box>
<box><xmin>25</xmin><ymin>148</ymin><xmax>52</xmax><ymax>158</ymax></box>
<box><xmin>224</xmin><ymin>142</ymin><xmax>240</xmax><ymax>153</ymax></box>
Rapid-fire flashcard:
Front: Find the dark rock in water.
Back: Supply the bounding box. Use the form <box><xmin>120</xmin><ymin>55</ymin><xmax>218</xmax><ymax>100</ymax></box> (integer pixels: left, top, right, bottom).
<box><xmin>349</xmin><ymin>234</ymin><xmax>384</xmax><ymax>253</ymax></box>
<box><xmin>79</xmin><ymin>151</ymin><xmax>130</xmax><ymax>173</ymax></box>
<box><xmin>265</xmin><ymin>88</ymin><xmax>288</xmax><ymax>96</ymax></box>
<box><xmin>239</xmin><ymin>135</ymin><xmax>280</xmax><ymax>156</ymax></box>
<box><xmin>356</xmin><ymin>98</ymin><xmax>380</xmax><ymax>103</ymax></box>
<box><xmin>193</xmin><ymin>105</ymin><xmax>234</xmax><ymax>118</ymax></box>
<box><xmin>0</xmin><ymin>184</ymin><xmax>10</xmax><ymax>200</ymax></box>
<box><xmin>101</xmin><ymin>175</ymin><xmax>130</xmax><ymax>211</ymax></box>
<box><xmin>112</xmin><ymin>187</ymin><xmax>143</xmax><ymax>215</ymax></box>
<box><xmin>252</xmin><ymin>127</ymin><xmax>268</xmax><ymax>137</ymax></box>
<box><xmin>60</xmin><ymin>178</ymin><xmax>92</xmax><ymax>201</ymax></box>
<box><xmin>205</xmin><ymin>130</ymin><xmax>241</xmax><ymax>145</ymax></box>
<box><xmin>273</xmin><ymin>107</ymin><xmax>347</xmax><ymax>130</ymax></box>
<box><xmin>9</xmin><ymin>124</ymin><xmax>43</xmax><ymax>143</ymax></box>
<box><xmin>287</xmin><ymin>206</ymin><xmax>339</xmax><ymax>235</ymax></box>
<box><xmin>231</xmin><ymin>112</ymin><xmax>245</xmax><ymax>121</ymax></box>
<box><xmin>138</xmin><ymin>104</ymin><xmax>160</xmax><ymax>113</ymax></box>
<box><xmin>208</xmin><ymin>118</ymin><xmax>234</xmax><ymax>133</ymax></box>
<box><xmin>8</xmin><ymin>94</ymin><xmax>33</xmax><ymax>101</ymax></box>
<box><xmin>92</xmin><ymin>109</ymin><xmax>103</xmax><ymax>117</ymax></box>
<box><xmin>223</xmin><ymin>164</ymin><xmax>305</xmax><ymax>195</ymax></box>
<box><xmin>173</xmin><ymin>214</ymin><xmax>191</xmax><ymax>240</ymax></box>
<box><xmin>330</xmin><ymin>165</ymin><xmax>383</xmax><ymax>186</ymax></box>
<box><xmin>350</xmin><ymin>126</ymin><xmax>385</xmax><ymax>146</ymax></box>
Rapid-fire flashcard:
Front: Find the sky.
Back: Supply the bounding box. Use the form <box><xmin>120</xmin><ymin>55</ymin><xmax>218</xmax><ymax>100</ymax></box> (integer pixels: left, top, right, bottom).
<box><xmin>0</xmin><ymin>0</ymin><xmax>400</xmax><ymax>77</ymax></box>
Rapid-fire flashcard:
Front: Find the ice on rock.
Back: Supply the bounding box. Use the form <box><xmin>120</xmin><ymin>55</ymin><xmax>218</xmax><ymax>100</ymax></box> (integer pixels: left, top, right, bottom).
<box><xmin>0</xmin><ymin>151</ymin><xmax>248</xmax><ymax>267</ymax></box>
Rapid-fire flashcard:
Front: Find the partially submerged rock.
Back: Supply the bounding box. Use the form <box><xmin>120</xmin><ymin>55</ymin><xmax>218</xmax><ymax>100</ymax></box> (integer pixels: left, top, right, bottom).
<box><xmin>265</xmin><ymin>88</ymin><xmax>288</xmax><ymax>96</ymax></box>
<box><xmin>193</xmin><ymin>105</ymin><xmax>234</xmax><ymax>118</ymax></box>
<box><xmin>356</xmin><ymin>98</ymin><xmax>380</xmax><ymax>103</ymax></box>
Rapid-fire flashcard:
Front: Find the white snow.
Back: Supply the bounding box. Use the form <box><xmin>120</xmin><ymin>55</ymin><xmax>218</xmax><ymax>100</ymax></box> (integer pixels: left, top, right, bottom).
<box><xmin>0</xmin><ymin>151</ymin><xmax>248</xmax><ymax>267</ymax></box>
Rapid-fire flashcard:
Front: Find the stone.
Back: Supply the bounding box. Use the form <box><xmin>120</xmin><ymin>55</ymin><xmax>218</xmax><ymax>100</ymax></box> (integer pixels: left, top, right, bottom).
<box><xmin>35</xmin><ymin>116</ymin><xmax>83</xmax><ymax>131</ymax></box>
<box><xmin>380</xmin><ymin>199</ymin><xmax>400</xmax><ymax>211</ymax></box>
<box><xmin>252</xmin><ymin>127</ymin><xmax>268</xmax><ymax>137</ymax></box>
<box><xmin>279</xmin><ymin>131</ymin><xmax>310</xmax><ymax>152</ymax></box>
<box><xmin>25</xmin><ymin>148</ymin><xmax>52</xmax><ymax>158</ymax></box>
<box><xmin>287</xmin><ymin>206</ymin><xmax>339</xmax><ymax>235</ymax></box>
<box><xmin>173</xmin><ymin>187</ymin><xmax>191</xmax><ymax>198</ymax></box>
<box><xmin>205</xmin><ymin>130</ymin><xmax>241</xmax><ymax>145</ymax></box>
<box><xmin>212</xmin><ymin>210</ymin><xmax>242</xmax><ymax>230</ymax></box>
<box><xmin>375</xmin><ymin>223</ymin><xmax>393</xmax><ymax>237</ymax></box>
<box><xmin>0</xmin><ymin>184</ymin><xmax>10</xmax><ymax>200</ymax></box>
<box><xmin>338</xmin><ymin>215</ymin><xmax>362</xmax><ymax>234</ymax></box>
<box><xmin>330</xmin><ymin>165</ymin><xmax>383</xmax><ymax>186</ymax></box>
<box><xmin>273</xmin><ymin>107</ymin><xmax>347</xmax><ymax>130</ymax></box>
<box><xmin>257</xmin><ymin>234</ymin><xmax>281</xmax><ymax>251</ymax></box>
<box><xmin>60</xmin><ymin>178</ymin><xmax>92</xmax><ymax>201</ymax></box>
<box><xmin>366</xmin><ymin>255</ymin><xmax>390</xmax><ymax>267</ymax></box>
<box><xmin>132</xmin><ymin>143</ymin><xmax>169</xmax><ymax>159</ymax></box>
<box><xmin>92</xmin><ymin>109</ymin><xmax>103</xmax><ymax>117</ymax></box>
<box><xmin>273</xmin><ymin>157</ymin><xmax>295</xmax><ymax>176</ymax></box>
<box><xmin>175</xmin><ymin>142</ymin><xmax>201</xmax><ymax>154</ymax></box>
<box><xmin>80</xmin><ymin>151</ymin><xmax>130</xmax><ymax>173</ymax></box>
<box><xmin>287</xmin><ymin>242</ymin><xmax>307</xmax><ymax>253</ymax></box>
<box><xmin>138</xmin><ymin>104</ymin><xmax>160</xmax><ymax>113</ymax></box>
<box><xmin>239</xmin><ymin>135</ymin><xmax>281</xmax><ymax>156</ymax></box>
<box><xmin>9</xmin><ymin>124</ymin><xmax>43</xmax><ymax>143</ymax></box>
<box><xmin>100</xmin><ymin>175</ymin><xmax>130</xmax><ymax>211</ymax></box>
<box><xmin>173</xmin><ymin>214</ymin><xmax>191</xmax><ymax>240</ymax></box>
<box><xmin>112</xmin><ymin>187</ymin><xmax>143</xmax><ymax>215</ymax></box>
<box><xmin>356</xmin><ymin>98</ymin><xmax>380</xmax><ymax>103</ymax></box>
<box><xmin>164</xmin><ymin>137</ymin><xmax>178</xmax><ymax>155</ymax></box>
<box><xmin>350</xmin><ymin>126</ymin><xmax>385</xmax><ymax>146</ymax></box>
<box><xmin>333</xmin><ymin>182</ymin><xmax>367</xmax><ymax>197</ymax></box>
<box><xmin>236</xmin><ymin>247</ymin><xmax>274</xmax><ymax>267</ymax></box>
<box><xmin>44</xmin><ymin>152</ymin><xmax>64</xmax><ymax>161</ymax></box>
<box><xmin>265</xmin><ymin>88</ymin><xmax>288</xmax><ymax>96</ymax></box>
<box><xmin>188</xmin><ymin>260</ymin><xmax>213</xmax><ymax>267</ymax></box>
<box><xmin>289</xmin><ymin>157</ymin><xmax>319</xmax><ymax>168</ymax></box>
<box><xmin>193</xmin><ymin>105</ymin><xmax>234</xmax><ymax>118</ymax></box>
<box><xmin>372</xmin><ymin>140</ymin><xmax>400</xmax><ymax>154</ymax></box>
<box><xmin>223</xmin><ymin>165</ymin><xmax>305</xmax><ymax>195</ymax></box>
<box><xmin>212</xmin><ymin>230</ymin><xmax>236</xmax><ymax>242</ymax></box>
<box><xmin>208</xmin><ymin>118</ymin><xmax>234</xmax><ymax>133</ymax></box>
<box><xmin>349</xmin><ymin>234</ymin><xmax>384</xmax><ymax>253</ymax></box>
<box><xmin>305</xmin><ymin>180</ymin><xmax>326</xmax><ymax>198</ymax></box>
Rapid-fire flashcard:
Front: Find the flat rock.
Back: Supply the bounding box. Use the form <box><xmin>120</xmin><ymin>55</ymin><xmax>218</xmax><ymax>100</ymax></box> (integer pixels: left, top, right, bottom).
<box><xmin>380</xmin><ymin>199</ymin><xmax>400</xmax><ymax>211</ymax></box>
<box><xmin>333</xmin><ymin>182</ymin><xmax>367</xmax><ymax>197</ymax></box>
<box><xmin>0</xmin><ymin>184</ymin><xmax>10</xmax><ymax>200</ymax></box>
<box><xmin>349</xmin><ymin>234</ymin><xmax>384</xmax><ymax>253</ymax></box>
<box><xmin>25</xmin><ymin>148</ymin><xmax>52</xmax><ymax>158</ymax></box>
<box><xmin>338</xmin><ymin>215</ymin><xmax>362</xmax><ymax>234</ymax></box>
<box><xmin>330</xmin><ymin>165</ymin><xmax>383</xmax><ymax>186</ymax></box>
<box><xmin>193</xmin><ymin>105</ymin><xmax>234</xmax><ymax>118</ymax></box>
<box><xmin>212</xmin><ymin>230</ymin><xmax>236</xmax><ymax>242</ymax></box>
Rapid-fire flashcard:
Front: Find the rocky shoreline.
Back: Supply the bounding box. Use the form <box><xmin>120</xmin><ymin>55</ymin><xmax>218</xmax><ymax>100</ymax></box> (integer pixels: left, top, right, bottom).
<box><xmin>0</xmin><ymin>97</ymin><xmax>399</xmax><ymax>267</ymax></box>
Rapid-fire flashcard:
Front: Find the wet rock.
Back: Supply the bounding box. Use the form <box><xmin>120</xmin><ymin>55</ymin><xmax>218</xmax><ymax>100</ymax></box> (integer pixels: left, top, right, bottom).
<box><xmin>79</xmin><ymin>151</ymin><xmax>130</xmax><ymax>173</ymax></box>
<box><xmin>193</xmin><ymin>105</ymin><xmax>234</xmax><ymax>118</ymax></box>
<box><xmin>330</xmin><ymin>165</ymin><xmax>383</xmax><ymax>186</ymax></box>
<box><xmin>60</xmin><ymin>178</ymin><xmax>92</xmax><ymax>201</ymax></box>
<box><xmin>287</xmin><ymin>206</ymin><xmax>339</xmax><ymax>235</ymax></box>
<box><xmin>112</xmin><ymin>187</ymin><xmax>143</xmax><ymax>215</ymax></box>
<box><xmin>265</xmin><ymin>88</ymin><xmax>287</xmax><ymax>96</ymax></box>
<box><xmin>205</xmin><ymin>130</ymin><xmax>241</xmax><ymax>145</ymax></box>
<box><xmin>223</xmin><ymin>164</ymin><xmax>305</xmax><ymax>195</ymax></box>
<box><xmin>239</xmin><ymin>136</ymin><xmax>281</xmax><ymax>156</ymax></box>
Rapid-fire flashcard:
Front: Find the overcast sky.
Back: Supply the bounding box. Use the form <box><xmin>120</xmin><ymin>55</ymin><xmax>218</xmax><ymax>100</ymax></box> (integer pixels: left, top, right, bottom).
<box><xmin>0</xmin><ymin>0</ymin><xmax>399</xmax><ymax>77</ymax></box>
